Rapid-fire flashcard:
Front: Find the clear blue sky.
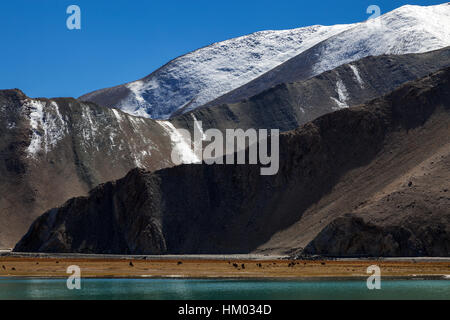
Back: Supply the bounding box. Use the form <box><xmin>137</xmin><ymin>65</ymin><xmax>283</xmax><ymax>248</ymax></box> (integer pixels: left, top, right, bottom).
<box><xmin>0</xmin><ymin>0</ymin><xmax>445</xmax><ymax>98</ymax></box>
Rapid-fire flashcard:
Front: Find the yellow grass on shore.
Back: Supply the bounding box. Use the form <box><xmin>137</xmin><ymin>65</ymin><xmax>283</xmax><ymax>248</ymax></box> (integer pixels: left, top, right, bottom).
<box><xmin>0</xmin><ymin>257</ymin><xmax>449</xmax><ymax>279</ymax></box>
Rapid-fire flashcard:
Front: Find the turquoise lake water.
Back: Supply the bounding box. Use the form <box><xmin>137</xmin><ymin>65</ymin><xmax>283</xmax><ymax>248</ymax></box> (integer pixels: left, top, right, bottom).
<box><xmin>0</xmin><ymin>278</ymin><xmax>448</xmax><ymax>300</ymax></box>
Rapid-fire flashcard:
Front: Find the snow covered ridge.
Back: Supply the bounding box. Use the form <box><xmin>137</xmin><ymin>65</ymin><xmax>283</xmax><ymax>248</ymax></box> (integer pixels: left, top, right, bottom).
<box><xmin>311</xmin><ymin>3</ymin><xmax>450</xmax><ymax>75</ymax></box>
<box><xmin>81</xmin><ymin>3</ymin><xmax>450</xmax><ymax>120</ymax></box>
<box><xmin>82</xmin><ymin>24</ymin><xmax>353</xmax><ymax>119</ymax></box>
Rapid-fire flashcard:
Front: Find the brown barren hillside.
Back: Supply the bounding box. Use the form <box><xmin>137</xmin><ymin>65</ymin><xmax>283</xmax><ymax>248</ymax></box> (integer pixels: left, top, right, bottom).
<box><xmin>3</xmin><ymin>49</ymin><xmax>450</xmax><ymax>250</ymax></box>
<box><xmin>14</xmin><ymin>67</ymin><xmax>450</xmax><ymax>256</ymax></box>
<box><xmin>0</xmin><ymin>91</ymin><xmax>175</xmax><ymax>248</ymax></box>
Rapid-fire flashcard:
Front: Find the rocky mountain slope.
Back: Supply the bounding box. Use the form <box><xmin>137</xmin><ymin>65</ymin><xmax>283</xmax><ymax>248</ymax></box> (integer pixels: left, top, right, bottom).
<box><xmin>173</xmin><ymin>47</ymin><xmax>450</xmax><ymax>133</ymax></box>
<box><xmin>80</xmin><ymin>3</ymin><xmax>450</xmax><ymax>119</ymax></box>
<box><xmin>14</xmin><ymin>67</ymin><xmax>450</xmax><ymax>256</ymax></box>
<box><xmin>0</xmin><ymin>91</ymin><xmax>190</xmax><ymax>248</ymax></box>
<box><xmin>3</xmin><ymin>47</ymin><xmax>450</xmax><ymax>249</ymax></box>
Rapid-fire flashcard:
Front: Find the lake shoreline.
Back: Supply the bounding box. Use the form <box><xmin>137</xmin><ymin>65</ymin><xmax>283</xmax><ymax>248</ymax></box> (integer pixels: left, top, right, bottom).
<box><xmin>0</xmin><ymin>254</ymin><xmax>449</xmax><ymax>279</ymax></box>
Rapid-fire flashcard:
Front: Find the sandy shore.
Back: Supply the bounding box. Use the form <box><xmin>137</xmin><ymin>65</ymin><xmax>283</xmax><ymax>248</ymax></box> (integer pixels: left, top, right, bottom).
<box><xmin>0</xmin><ymin>254</ymin><xmax>449</xmax><ymax>279</ymax></box>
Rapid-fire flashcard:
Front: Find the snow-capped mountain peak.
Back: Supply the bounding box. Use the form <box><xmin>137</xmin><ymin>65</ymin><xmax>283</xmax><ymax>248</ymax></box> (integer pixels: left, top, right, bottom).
<box><xmin>312</xmin><ymin>3</ymin><xmax>450</xmax><ymax>75</ymax></box>
<box><xmin>80</xmin><ymin>3</ymin><xmax>450</xmax><ymax>120</ymax></box>
<box><xmin>80</xmin><ymin>24</ymin><xmax>352</xmax><ymax>119</ymax></box>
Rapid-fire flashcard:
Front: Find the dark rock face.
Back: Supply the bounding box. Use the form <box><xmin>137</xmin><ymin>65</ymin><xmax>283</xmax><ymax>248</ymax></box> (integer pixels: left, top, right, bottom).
<box><xmin>14</xmin><ymin>171</ymin><xmax>167</xmax><ymax>254</ymax></box>
<box><xmin>303</xmin><ymin>215</ymin><xmax>450</xmax><ymax>257</ymax></box>
<box><xmin>14</xmin><ymin>67</ymin><xmax>450</xmax><ymax>256</ymax></box>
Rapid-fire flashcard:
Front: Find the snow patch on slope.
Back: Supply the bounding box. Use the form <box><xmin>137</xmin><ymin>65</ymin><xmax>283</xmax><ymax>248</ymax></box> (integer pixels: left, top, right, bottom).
<box><xmin>80</xmin><ymin>104</ymin><xmax>99</xmax><ymax>144</ymax></box>
<box><xmin>112</xmin><ymin>108</ymin><xmax>124</xmax><ymax>122</ymax></box>
<box><xmin>25</xmin><ymin>100</ymin><xmax>67</xmax><ymax>158</ymax></box>
<box><xmin>44</xmin><ymin>102</ymin><xmax>67</xmax><ymax>152</ymax></box>
<box><xmin>349</xmin><ymin>64</ymin><xmax>365</xmax><ymax>88</ymax></box>
<box><xmin>26</xmin><ymin>100</ymin><xmax>44</xmax><ymax>157</ymax></box>
<box><xmin>157</xmin><ymin>120</ymin><xmax>200</xmax><ymax>164</ymax></box>
<box><xmin>331</xmin><ymin>76</ymin><xmax>350</xmax><ymax>110</ymax></box>
<box><xmin>132</xmin><ymin>150</ymin><xmax>150</xmax><ymax>168</ymax></box>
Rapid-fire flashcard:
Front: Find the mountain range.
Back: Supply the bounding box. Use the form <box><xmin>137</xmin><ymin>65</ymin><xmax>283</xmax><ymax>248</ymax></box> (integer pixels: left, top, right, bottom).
<box><xmin>15</xmin><ymin>67</ymin><xmax>450</xmax><ymax>256</ymax></box>
<box><xmin>2</xmin><ymin>46</ymin><xmax>449</xmax><ymax>248</ymax></box>
<box><xmin>1</xmin><ymin>3</ymin><xmax>449</xmax><ymax>256</ymax></box>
